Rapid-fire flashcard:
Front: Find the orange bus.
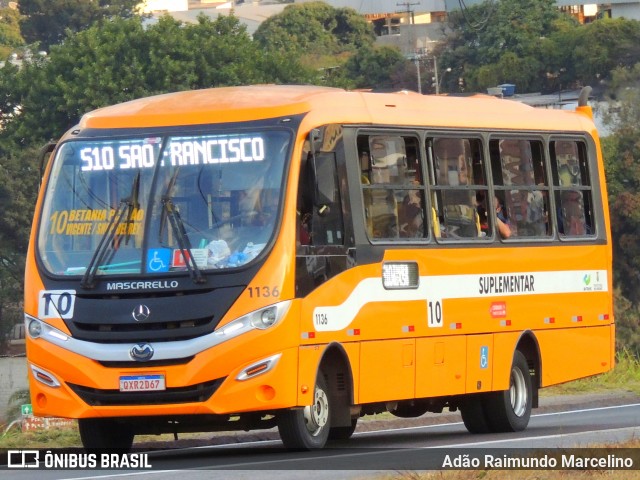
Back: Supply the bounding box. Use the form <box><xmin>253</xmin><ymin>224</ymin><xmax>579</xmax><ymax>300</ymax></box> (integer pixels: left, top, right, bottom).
<box><xmin>24</xmin><ymin>85</ymin><xmax>614</xmax><ymax>450</ymax></box>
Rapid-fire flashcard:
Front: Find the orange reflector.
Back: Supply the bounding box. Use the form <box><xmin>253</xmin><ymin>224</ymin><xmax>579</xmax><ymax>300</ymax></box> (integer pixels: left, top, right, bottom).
<box><xmin>245</xmin><ymin>362</ymin><xmax>269</xmax><ymax>377</ymax></box>
<box><xmin>36</xmin><ymin>371</ymin><xmax>54</xmax><ymax>384</ymax></box>
<box><xmin>301</xmin><ymin>385</ymin><xmax>309</xmax><ymax>394</ymax></box>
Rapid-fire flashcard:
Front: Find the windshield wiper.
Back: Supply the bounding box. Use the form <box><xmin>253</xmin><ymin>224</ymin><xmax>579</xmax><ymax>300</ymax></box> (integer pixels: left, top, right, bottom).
<box><xmin>80</xmin><ymin>173</ymin><xmax>140</xmax><ymax>289</ymax></box>
<box><xmin>160</xmin><ymin>170</ymin><xmax>206</xmax><ymax>284</ymax></box>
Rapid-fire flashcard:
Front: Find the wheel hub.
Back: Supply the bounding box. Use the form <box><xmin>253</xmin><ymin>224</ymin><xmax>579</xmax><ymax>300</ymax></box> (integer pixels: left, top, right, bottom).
<box><xmin>303</xmin><ymin>385</ymin><xmax>329</xmax><ymax>436</ymax></box>
<box><xmin>510</xmin><ymin>366</ymin><xmax>528</xmax><ymax>417</ymax></box>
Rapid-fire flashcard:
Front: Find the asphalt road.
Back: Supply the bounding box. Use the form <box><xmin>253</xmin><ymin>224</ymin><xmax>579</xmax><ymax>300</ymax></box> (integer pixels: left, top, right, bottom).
<box><xmin>3</xmin><ymin>393</ymin><xmax>640</xmax><ymax>480</ymax></box>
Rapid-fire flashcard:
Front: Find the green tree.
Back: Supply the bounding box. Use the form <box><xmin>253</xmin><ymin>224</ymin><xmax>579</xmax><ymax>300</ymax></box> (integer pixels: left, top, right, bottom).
<box><xmin>570</xmin><ymin>18</ymin><xmax>640</xmax><ymax>88</ymax></box>
<box><xmin>337</xmin><ymin>45</ymin><xmax>409</xmax><ymax>90</ymax></box>
<box><xmin>18</xmin><ymin>0</ymin><xmax>140</xmax><ymax>51</ymax></box>
<box><xmin>601</xmin><ymin>65</ymin><xmax>640</xmax><ymax>305</ymax></box>
<box><xmin>253</xmin><ymin>1</ymin><xmax>375</xmax><ymax>66</ymax></box>
<box><xmin>2</xmin><ymin>14</ymin><xmax>316</xmax><ymax>146</ymax></box>
<box><xmin>440</xmin><ymin>0</ymin><xmax>574</xmax><ymax>93</ymax></box>
<box><xmin>0</xmin><ymin>7</ymin><xmax>23</xmax><ymax>59</ymax></box>
<box><xmin>0</xmin><ymin>146</ymin><xmax>39</xmax><ymax>353</ymax></box>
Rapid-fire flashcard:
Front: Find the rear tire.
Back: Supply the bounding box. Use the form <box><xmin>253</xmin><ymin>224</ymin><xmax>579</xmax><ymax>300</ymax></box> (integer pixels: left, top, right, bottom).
<box><xmin>78</xmin><ymin>418</ymin><xmax>134</xmax><ymax>452</ymax></box>
<box><xmin>460</xmin><ymin>394</ymin><xmax>491</xmax><ymax>434</ymax></box>
<box><xmin>328</xmin><ymin>418</ymin><xmax>357</xmax><ymax>441</ymax></box>
<box><xmin>278</xmin><ymin>373</ymin><xmax>331</xmax><ymax>449</ymax></box>
<box><xmin>484</xmin><ymin>350</ymin><xmax>532</xmax><ymax>432</ymax></box>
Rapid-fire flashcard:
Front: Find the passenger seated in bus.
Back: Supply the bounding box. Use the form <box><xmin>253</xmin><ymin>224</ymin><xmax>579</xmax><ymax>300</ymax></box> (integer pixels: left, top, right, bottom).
<box><xmin>475</xmin><ymin>192</ymin><xmax>489</xmax><ymax>235</ymax></box>
<box><xmin>399</xmin><ymin>181</ymin><xmax>424</xmax><ymax>238</ymax></box>
<box><xmin>360</xmin><ymin>146</ymin><xmax>398</xmax><ymax>238</ymax></box>
<box><xmin>558</xmin><ymin>190</ymin><xmax>587</xmax><ymax>235</ymax></box>
<box><xmin>495</xmin><ymin>195</ymin><xmax>512</xmax><ymax>238</ymax></box>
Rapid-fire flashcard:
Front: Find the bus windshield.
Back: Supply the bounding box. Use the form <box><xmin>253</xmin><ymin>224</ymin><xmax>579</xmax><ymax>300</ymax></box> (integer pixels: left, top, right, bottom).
<box><xmin>38</xmin><ymin>129</ymin><xmax>290</xmax><ymax>278</ymax></box>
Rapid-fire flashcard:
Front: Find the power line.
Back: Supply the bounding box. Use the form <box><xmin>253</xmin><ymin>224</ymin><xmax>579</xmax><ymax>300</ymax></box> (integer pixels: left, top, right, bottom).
<box><xmin>457</xmin><ymin>0</ymin><xmax>497</xmax><ymax>32</ymax></box>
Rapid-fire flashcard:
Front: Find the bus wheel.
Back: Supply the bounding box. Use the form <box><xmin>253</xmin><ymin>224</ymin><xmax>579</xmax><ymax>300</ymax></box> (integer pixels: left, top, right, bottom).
<box><xmin>328</xmin><ymin>418</ymin><xmax>358</xmax><ymax>441</ymax></box>
<box><xmin>278</xmin><ymin>373</ymin><xmax>330</xmax><ymax>449</ymax></box>
<box><xmin>460</xmin><ymin>394</ymin><xmax>491</xmax><ymax>434</ymax></box>
<box><xmin>78</xmin><ymin>418</ymin><xmax>134</xmax><ymax>452</ymax></box>
<box><xmin>484</xmin><ymin>350</ymin><xmax>532</xmax><ymax>432</ymax></box>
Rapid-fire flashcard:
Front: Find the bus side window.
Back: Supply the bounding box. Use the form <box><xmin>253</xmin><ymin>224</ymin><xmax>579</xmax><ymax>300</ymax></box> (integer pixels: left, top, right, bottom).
<box><xmin>550</xmin><ymin>140</ymin><xmax>594</xmax><ymax>237</ymax></box>
<box><xmin>430</xmin><ymin>137</ymin><xmax>487</xmax><ymax>240</ymax></box>
<box><xmin>358</xmin><ymin>134</ymin><xmax>427</xmax><ymax>240</ymax></box>
<box><xmin>490</xmin><ymin>138</ymin><xmax>551</xmax><ymax>238</ymax></box>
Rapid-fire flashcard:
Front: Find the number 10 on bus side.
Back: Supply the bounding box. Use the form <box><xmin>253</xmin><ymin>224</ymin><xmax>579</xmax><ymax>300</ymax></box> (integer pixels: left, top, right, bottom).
<box><xmin>428</xmin><ymin>299</ymin><xmax>443</xmax><ymax>327</ymax></box>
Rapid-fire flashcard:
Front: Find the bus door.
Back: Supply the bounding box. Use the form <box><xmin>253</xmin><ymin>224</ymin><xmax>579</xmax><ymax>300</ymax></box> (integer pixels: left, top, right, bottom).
<box><xmin>295</xmin><ymin>125</ymin><xmax>353</xmax><ymax>298</ymax></box>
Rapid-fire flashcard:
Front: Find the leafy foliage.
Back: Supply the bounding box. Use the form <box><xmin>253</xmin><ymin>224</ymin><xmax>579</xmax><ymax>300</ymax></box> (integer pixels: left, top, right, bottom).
<box><xmin>440</xmin><ymin>0</ymin><xmax>571</xmax><ymax>92</ymax></box>
<box><xmin>338</xmin><ymin>45</ymin><xmax>408</xmax><ymax>90</ymax></box>
<box><xmin>253</xmin><ymin>1</ymin><xmax>375</xmax><ymax>56</ymax></box>
<box><xmin>601</xmin><ymin>64</ymin><xmax>640</xmax><ymax>305</ymax></box>
<box><xmin>18</xmin><ymin>0</ymin><xmax>140</xmax><ymax>51</ymax></box>
<box><xmin>2</xmin><ymin>14</ymin><xmax>316</xmax><ymax>147</ymax></box>
<box><xmin>0</xmin><ymin>7</ymin><xmax>23</xmax><ymax>59</ymax></box>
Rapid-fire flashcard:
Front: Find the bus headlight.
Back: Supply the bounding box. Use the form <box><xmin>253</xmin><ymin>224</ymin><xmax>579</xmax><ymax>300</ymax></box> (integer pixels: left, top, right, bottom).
<box><xmin>253</xmin><ymin>307</ymin><xmax>278</xmax><ymax>330</ymax></box>
<box><xmin>216</xmin><ymin>300</ymin><xmax>291</xmax><ymax>338</ymax></box>
<box><xmin>28</xmin><ymin>317</ymin><xmax>42</xmax><ymax>338</ymax></box>
<box><xmin>24</xmin><ymin>314</ymin><xmax>69</xmax><ymax>342</ymax></box>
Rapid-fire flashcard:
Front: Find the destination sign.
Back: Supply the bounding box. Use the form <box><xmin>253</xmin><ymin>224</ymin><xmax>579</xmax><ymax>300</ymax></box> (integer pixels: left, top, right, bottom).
<box><xmin>78</xmin><ymin>135</ymin><xmax>265</xmax><ymax>172</ymax></box>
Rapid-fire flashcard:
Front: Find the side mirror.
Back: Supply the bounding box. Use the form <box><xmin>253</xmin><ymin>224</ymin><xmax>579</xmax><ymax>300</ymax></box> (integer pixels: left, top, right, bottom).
<box><xmin>38</xmin><ymin>141</ymin><xmax>57</xmax><ymax>190</ymax></box>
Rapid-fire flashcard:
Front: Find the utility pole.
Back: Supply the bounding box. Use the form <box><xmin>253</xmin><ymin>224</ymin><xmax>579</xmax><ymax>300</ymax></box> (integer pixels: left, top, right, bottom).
<box><xmin>398</xmin><ymin>1</ymin><xmax>421</xmax><ymax>92</ymax></box>
<box><xmin>396</xmin><ymin>2</ymin><xmax>418</xmax><ymax>25</ymax></box>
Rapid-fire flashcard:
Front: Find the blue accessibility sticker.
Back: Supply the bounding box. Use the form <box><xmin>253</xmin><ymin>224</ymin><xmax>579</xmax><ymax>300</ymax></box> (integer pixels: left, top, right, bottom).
<box><xmin>480</xmin><ymin>346</ymin><xmax>489</xmax><ymax>369</ymax></box>
<box><xmin>147</xmin><ymin>248</ymin><xmax>171</xmax><ymax>273</ymax></box>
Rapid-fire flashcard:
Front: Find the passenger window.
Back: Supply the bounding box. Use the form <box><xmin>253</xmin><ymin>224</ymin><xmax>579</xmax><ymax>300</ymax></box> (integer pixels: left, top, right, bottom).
<box><xmin>550</xmin><ymin>140</ymin><xmax>594</xmax><ymax>237</ymax></box>
<box><xmin>359</xmin><ymin>135</ymin><xmax>426</xmax><ymax>240</ymax></box>
<box><xmin>429</xmin><ymin>137</ymin><xmax>489</xmax><ymax>240</ymax></box>
<box><xmin>490</xmin><ymin>139</ymin><xmax>551</xmax><ymax>238</ymax></box>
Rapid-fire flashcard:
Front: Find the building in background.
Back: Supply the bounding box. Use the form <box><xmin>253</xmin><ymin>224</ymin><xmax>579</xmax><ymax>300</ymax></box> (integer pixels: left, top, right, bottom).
<box><xmin>140</xmin><ymin>0</ymin><xmax>189</xmax><ymax>13</ymax></box>
<box><xmin>444</xmin><ymin>0</ymin><xmax>640</xmax><ymax>22</ymax></box>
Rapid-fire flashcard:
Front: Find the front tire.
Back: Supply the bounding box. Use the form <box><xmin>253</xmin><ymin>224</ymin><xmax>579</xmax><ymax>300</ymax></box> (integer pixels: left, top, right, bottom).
<box><xmin>78</xmin><ymin>418</ymin><xmax>134</xmax><ymax>452</ymax></box>
<box><xmin>278</xmin><ymin>373</ymin><xmax>331</xmax><ymax>449</ymax></box>
<box><xmin>484</xmin><ymin>350</ymin><xmax>532</xmax><ymax>432</ymax></box>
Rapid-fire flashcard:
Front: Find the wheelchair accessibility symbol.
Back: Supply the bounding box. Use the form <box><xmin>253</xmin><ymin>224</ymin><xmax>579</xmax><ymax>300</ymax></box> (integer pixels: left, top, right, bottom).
<box><xmin>480</xmin><ymin>346</ymin><xmax>489</xmax><ymax>369</ymax></box>
<box><xmin>147</xmin><ymin>248</ymin><xmax>170</xmax><ymax>272</ymax></box>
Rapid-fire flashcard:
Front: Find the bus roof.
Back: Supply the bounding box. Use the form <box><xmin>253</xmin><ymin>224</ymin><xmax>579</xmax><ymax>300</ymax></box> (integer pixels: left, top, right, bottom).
<box><xmin>79</xmin><ymin>84</ymin><xmax>595</xmax><ymax>134</ymax></box>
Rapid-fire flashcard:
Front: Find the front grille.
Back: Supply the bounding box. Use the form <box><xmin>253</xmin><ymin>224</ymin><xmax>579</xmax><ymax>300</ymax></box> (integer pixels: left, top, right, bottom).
<box><xmin>98</xmin><ymin>356</ymin><xmax>195</xmax><ymax>368</ymax></box>
<box><xmin>68</xmin><ymin>378</ymin><xmax>224</xmax><ymax>406</ymax></box>
<box><xmin>73</xmin><ymin>316</ymin><xmax>213</xmax><ymax>342</ymax></box>
<box><xmin>63</xmin><ymin>285</ymin><xmax>247</xmax><ymax>343</ymax></box>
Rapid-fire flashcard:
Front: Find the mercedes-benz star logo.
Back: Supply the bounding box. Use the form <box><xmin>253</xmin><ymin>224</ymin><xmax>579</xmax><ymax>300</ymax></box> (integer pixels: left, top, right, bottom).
<box><xmin>130</xmin><ymin>343</ymin><xmax>154</xmax><ymax>362</ymax></box>
<box><xmin>132</xmin><ymin>304</ymin><xmax>151</xmax><ymax>322</ymax></box>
